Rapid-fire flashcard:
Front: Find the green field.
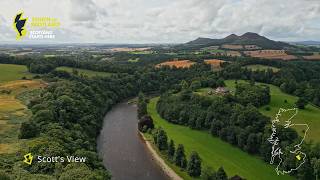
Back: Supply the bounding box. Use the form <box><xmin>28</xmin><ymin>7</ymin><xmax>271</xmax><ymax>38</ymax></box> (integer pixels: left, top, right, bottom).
<box><xmin>128</xmin><ymin>51</ymin><xmax>153</xmax><ymax>55</ymax></box>
<box><xmin>128</xmin><ymin>58</ymin><xmax>140</xmax><ymax>63</ymax></box>
<box><xmin>0</xmin><ymin>64</ymin><xmax>34</xmax><ymax>83</ymax></box>
<box><xmin>148</xmin><ymin>97</ymin><xmax>293</xmax><ymax>180</ymax></box>
<box><xmin>56</xmin><ymin>66</ymin><xmax>112</xmax><ymax>77</ymax></box>
<box><xmin>225</xmin><ymin>80</ymin><xmax>320</xmax><ymax>143</ymax></box>
<box><xmin>244</xmin><ymin>65</ymin><xmax>280</xmax><ymax>72</ymax></box>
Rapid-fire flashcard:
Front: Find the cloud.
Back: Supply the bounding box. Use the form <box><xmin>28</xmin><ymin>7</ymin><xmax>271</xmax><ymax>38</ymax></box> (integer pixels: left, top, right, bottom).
<box><xmin>0</xmin><ymin>0</ymin><xmax>319</xmax><ymax>43</ymax></box>
<box><xmin>69</xmin><ymin>0</ymin><xmax>108</xmax><ymax>22</ymax></box>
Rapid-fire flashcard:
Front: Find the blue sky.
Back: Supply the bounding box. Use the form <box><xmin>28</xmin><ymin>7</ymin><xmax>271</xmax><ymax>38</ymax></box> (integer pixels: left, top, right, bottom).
<box><xmin>0</xmin><ymin>0</ymin><xmax>319</xmax><ymax>44</ymax></box>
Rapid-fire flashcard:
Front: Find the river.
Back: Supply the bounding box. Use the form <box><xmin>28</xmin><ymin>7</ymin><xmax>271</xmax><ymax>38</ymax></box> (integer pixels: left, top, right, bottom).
<box><xmin>97</xmin><ymin>102</ymin><xmax>170</xmax><ymax>180</ymax></box>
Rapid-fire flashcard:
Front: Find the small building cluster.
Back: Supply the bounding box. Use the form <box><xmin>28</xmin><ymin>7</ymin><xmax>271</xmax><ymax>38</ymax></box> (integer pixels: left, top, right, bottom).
<box><xmin>208</xmin><ymin>87</ymin><xmax>231</xmax><ymax>96</ymax></box>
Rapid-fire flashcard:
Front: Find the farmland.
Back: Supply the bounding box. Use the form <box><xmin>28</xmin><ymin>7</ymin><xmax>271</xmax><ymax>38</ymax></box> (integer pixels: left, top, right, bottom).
<box><xmin>303</xmin><ymin>52</ymin><xmax>320</xmax><ymax>60</ymax></box>
<box><xmin>226</xmin><ymin>51</ymin><xmax>242</xmax><ymax>57</ymax></box>
<box><xmin>148</xmin><ymin>97</ymin><xmax>293</xmax><ymax>180</ymax></box>
<box><xmin>244</xmin><ymin>64</ymin><xmax>280</xmax><ymax>72</ymax></box>
<box><xmin>244</xmin><ymin>50</ymin><xmax>297</xmax><ymax>60</ymax></box>
<box><xmin>0</xmin><ymin>64</ymin><xmax>34</xmax><ymax>83</ymax></box>
<box><xmin>155</xmin><ymin>60</ymin><xmax>196</xmax><ymax>69</ymax></box>
<box><xmin>225</xmin><ymin>80</ymin><xmax>320</xmax><ymax>142</ymax></box>
<box><xmin>56</xmin><ymin>66</ymin><xmax>112</xmax><ymax>77</ymax></box>
<box><xmin>204</xmin><ymin>59</ymin><xmax>226</xmax><ymax>70</ymax></box>
<box><xmin>0</xmin><ymin>80</ymin><xmax>46</xmax><ymax>154</ymax></box>
<box><xmin>222</xmin><ymin>44</ymin><xmax>243</xmax><ymax>50</ymax></box>
<box><xmin>110</xmin><ymin>47</ymin><xmax>151</xmax><ymax>52</ymax></box>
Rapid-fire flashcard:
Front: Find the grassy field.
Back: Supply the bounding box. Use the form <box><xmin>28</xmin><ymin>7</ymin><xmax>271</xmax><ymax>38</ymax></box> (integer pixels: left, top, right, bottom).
<box><xmin>244</xmin><ymin>65</ymin><xmax>280</xmax><ymax>72</ymax></box>
<box><xmin>128</xmin><ymin>58</ymin><xmax>140</xmax><ymax>63</ymax></box>
<box><xmin>148</xmin><ymin>97</ymin><xmax>293</xmax><ymax>180</ymax></box>
<box><xmin>225</xmin><ymin>80</ymin><xmax>320</xmax><ymax>143</ymax></box>
<box><xmin>0</xmin><ymin>80</ymin><xmax>46</xmax><ymax>154</ymax></box>
<box><xmin>56</xmin><ymin>66</ymin><xmax>112</xmax><ymax>77</ymax></box>
<box><xmin>0</xmin><ymin>64</ymin><xmax>34</xmax><ymax>83</ymax></box>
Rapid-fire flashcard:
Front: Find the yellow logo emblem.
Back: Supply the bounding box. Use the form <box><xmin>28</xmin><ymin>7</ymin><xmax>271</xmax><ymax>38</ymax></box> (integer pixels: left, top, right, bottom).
<box><xmin>13</xmin><ymin>12</ymin><xmax>28</xmax><ymax>40</ymax></box>
<box><xmin>23</xmin><ymin>153</ymin><xmax>33</xmax><ymax>165</ymax></box>
<box><xmin>296</xmin><ymin>154</ymin><xmax>301</xmax><ymax>161</ymax></box>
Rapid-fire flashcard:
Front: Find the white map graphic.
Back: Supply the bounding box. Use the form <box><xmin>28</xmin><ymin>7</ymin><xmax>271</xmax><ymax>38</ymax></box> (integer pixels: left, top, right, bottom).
<box><xmin>267</xmin><ymin>108</ymin><xmax>309</xmax><ymax>175</ymax></box>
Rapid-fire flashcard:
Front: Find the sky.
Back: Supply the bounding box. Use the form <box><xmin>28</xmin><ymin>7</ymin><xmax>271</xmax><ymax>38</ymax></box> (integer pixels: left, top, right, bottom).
<box><xmin>0</xmin><ymin>0</ymin><xmax>319</xmax><ymax>44</ymax></box>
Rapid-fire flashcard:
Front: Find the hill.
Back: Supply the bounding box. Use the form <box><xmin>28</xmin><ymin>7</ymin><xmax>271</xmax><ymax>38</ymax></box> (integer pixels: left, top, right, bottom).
<box><xmin>183</xmin><ymin>32</ymin><xmax>291</xmax><ymax>50</ymax></box>
<box><xmin>293</xmin><ymin>41</ymin><xmax>320</xmax><ymax>46</ymax></box>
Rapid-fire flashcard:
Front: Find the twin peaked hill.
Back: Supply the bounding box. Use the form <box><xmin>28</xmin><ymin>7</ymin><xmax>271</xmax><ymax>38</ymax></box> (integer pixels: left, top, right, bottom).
<box><xmin>183</xmin><ymin>32</ymin><xmax>291</xmax><ymax>50</ymax></box>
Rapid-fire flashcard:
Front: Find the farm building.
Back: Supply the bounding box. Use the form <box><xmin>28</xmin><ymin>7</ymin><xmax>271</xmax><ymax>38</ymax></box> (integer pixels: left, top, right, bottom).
<box><xmin>215</xmin><ymin>87</ymin><xmax>230</xmax><ymax>95</ymax></box>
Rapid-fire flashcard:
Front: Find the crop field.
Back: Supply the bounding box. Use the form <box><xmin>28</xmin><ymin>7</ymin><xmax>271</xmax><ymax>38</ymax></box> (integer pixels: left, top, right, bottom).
<box><xmin>303</xmin><ymin>52</ymin><xmax>320</xmax><ymax>60</ymax></box>
<box><xmin>244</xmin><ymin>64</ymin><xmax>280</xmax><ymax>72</ymax></box>
<box><xmin>225</xmin><ymin>80</ymin><xmax>320</xmax><ymax>142</ymax></box>
<box><xmin>204</xmin><ymin>59</ymin><xmax>226</xmax><ymax>67</ymax></box>
<box><xmin>155</xmin><ymin>60</ymin><xmax>196</xmax><ymax>69</ymax></box>
<box><xmin>0</xmin><ymin>64</ymin><xmax>34</xmax><ymax>82</ymax></box>
<box><xmin>56</xmin><ymin>66</ymin><xmax>112</xmax><ymax>77</ymax></box>
<box><xmin>0</xmin><ymin>80</ymin><xmax>45</xmax><ymax>154</ymax></box>
<box><xmin>222</xmin><ymin>44</ymin><xmax>243</xmax><ymax>50</ymax></box>
<box><xmin>244</xmin><ymin>50</ymin><xmax>297</xmax><ymax>60</ymax></box>
<box><xmin>148</xmin><ymin>97</ymin><xmax>293</xmax><ymax>180</ymax></box>
<box><xmin>226</xmin><ymin>51</ymin><xmax>242</xmax><ymax>57</ymax></box>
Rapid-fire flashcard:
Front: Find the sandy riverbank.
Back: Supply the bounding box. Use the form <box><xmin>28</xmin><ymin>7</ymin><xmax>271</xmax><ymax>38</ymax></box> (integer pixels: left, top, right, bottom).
<box><xmin>139</xmin><ymin>132</ymin><xmax>183</xmax><ymax>180</ymax></box>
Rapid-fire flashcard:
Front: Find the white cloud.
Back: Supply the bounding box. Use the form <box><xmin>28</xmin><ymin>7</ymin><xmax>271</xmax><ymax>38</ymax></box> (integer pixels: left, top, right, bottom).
<box><xmin>0</xmin><ymin>0</ymin><xmax>319</xmax><ymax>43</ymax></box>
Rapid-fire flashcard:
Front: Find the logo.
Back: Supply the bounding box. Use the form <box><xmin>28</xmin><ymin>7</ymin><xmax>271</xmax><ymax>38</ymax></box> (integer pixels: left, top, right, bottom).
<box><xmin>23</xmin><ymin>153</ymin><xmax>33</xmax><ymax>165</ymax></box>
<box><xmin>13</xmin><ymin>12</ymin><xmax>28</xmax><ymax>40</ymax></box>
<box><xmin>12</xmin><ymin>11</ymin><xmax>60</xmax><ymax>41</ymax></box>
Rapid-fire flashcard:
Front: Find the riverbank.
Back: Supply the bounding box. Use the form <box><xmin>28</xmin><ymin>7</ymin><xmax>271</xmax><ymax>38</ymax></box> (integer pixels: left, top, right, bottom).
<box><xmin>139</xmin><ymin>132</ymin><xmax>183</xmax><ymax>180</ymax></box>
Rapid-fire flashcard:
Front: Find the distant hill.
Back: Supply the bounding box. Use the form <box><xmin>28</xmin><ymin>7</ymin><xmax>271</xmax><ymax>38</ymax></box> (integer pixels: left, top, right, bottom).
<box><xmin>293</xmin><ymin>41</ymin><xmax>320</xmax><ymax>46</ymax></box>
<box><xmin>182</xmin><ymin>32</ymin><xmax>291</xmax><ymax>50</ymax></box>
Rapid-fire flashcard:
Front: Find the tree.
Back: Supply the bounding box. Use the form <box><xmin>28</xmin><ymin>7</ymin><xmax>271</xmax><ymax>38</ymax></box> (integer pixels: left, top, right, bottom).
<box><xmin>201</xmin><ymin>166</ymin><xmax>216</xmax><ymax>180</ymax></box>
<box><xmin>0</xmin><ymin>171</ymin><xmax>10</xmax><ymax>180</ymax></box>
<box><xmin>187</xmin><ymin>151</ymin><xmax>202</xmax><ymax>177</ymax></box>
<box><xmin>190</xmin><ymin>80</ymin><xmax>201</xmax><ymax>91</ymax></box>
<box><xmin>175</xmin><ymin>144</ymin><xmax>187</xmax><ymax>168</ymax></box>
<box><xmin>216</xmin><ymin>167</ymin><xmax>228</xmax><ymax>180</ymax></box>
<box><xmin>138</xmin><ymin>92</ymin><xmax>148</xmax><ymax>119</ymax></box>
<box><xmin>19</xmin><ymin>121</ymin><xmax>40</xmax><ymax>139</ymax></box>
<box><xmin>180</xmin><ymin>80</ymin><xmax>189</xmax><ymax>90</ymax></box>
<box><xmin>138</xmin><ymin>115</ymin><xmax>154</xmax><ymax>132</ymax></box>
<box><xmin>246</xmin><ymin>133</ymin><xmax>260</xmax><ymax>154</ymax></box>
<box><xmin>168</xmin><ymin>139</ymin><xmax>175</xmax><ymax>160</ymax></box>
<box><xmin>59</xmin><ymin>163</ymin><xmax>110</xmax><ymax>180</ymax></box>
<box><xmin>295</xmin><ymin>98</ymin><xmax>307</xmax><ymax>109</ymax></box>
<box><xmin>311</xmin><ymin>158</ymin><xmax>320</xmax><ymax>180</ymax></box>
<box><xmin>156</xmin><ymin>128</ymin><xmax>168</xmax><ymax>151</ymax></box>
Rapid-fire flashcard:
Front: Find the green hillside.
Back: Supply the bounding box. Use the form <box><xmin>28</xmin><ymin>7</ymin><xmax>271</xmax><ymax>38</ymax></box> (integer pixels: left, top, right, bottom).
<box><xmin>148</xmin><ymin>97</ymin><xmax>293</xmax><ymax>180</ymax></box>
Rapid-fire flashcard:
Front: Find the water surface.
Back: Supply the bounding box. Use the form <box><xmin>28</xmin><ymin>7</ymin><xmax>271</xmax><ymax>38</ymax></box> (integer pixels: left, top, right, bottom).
<box><xmin>97</xmin><ymin>102</ymin><xmax>169</xmax><ymax>180</ymax></box>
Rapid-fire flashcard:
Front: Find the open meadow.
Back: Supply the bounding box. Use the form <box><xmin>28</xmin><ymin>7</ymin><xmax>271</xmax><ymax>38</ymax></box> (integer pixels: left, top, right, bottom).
<box><xmin>56</xmin><ymin>66</ymin><xmax>112</xmax><ymax>77</ymax></box>
<box><xmin>244</xmin><ymin>64</ymin><xmax>280</xmax><ymax>72</ymax></box>
<box><xmin>0</xmin><ymin>64</ymin><xmax>34</xmax><ymax>83</ymax></box>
